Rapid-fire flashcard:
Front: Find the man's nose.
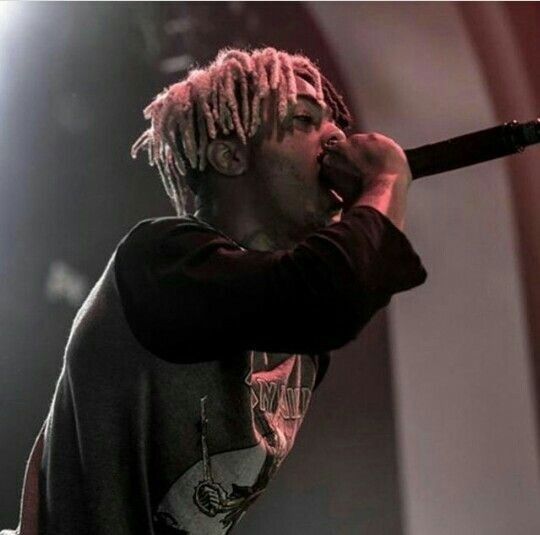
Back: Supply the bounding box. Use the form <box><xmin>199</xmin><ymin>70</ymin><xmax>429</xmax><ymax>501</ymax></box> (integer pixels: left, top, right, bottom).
<box><xmin>321</xmin><ymin>128</ymin><xmax>346</xmax><ymax>150</ymax></box>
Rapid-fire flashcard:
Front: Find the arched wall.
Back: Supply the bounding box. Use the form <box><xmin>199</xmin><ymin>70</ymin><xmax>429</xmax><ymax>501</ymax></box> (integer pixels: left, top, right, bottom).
<box><xmin>310</xmin><ymin>3</ymin><xmax>540</xmax><ymax>534</ymax></box>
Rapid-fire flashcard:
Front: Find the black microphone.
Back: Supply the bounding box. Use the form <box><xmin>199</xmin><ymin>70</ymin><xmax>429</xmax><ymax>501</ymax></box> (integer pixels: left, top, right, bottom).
<box><xmin>404</xmin><ymin>118</ymin><xmax>540</xmax><ymax>180</ymax></box>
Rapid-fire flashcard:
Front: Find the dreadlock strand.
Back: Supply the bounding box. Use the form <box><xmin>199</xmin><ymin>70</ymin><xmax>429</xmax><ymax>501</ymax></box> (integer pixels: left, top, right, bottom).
<box><xmin>196</xmin><ymin>103</ymin><xmax>209</xmax><ymax>171</ymax></box>
<box><xmin>293</xmin><ymin>59</ymin><xmax>324</xmax><ymax>105</ymax></box>
<box><xmin>220</xmin><ymin>49</ymin><xmax>251</xmax><ymax>70</ymax></box>
<box><xmin>184</xmin><ymin>105</ymin><xmax>199</xmax><ymax>169</ymax></box>
<box><xmin>155</xmin><ymin>156</ymin><xmax>176</xmax><ymax>202</ymax></box>
<box><xmin>306</xmin><ymin>64</ymin><xmax>324</xmax><ymax>102</ymax></box>
<box><xmin>153</xmin><ymin>87</ymin><xmax>177</xmax><ymax>135</ymax></box>
<box><xmin>277</xmin><ymin>74</ymin><xmax>288</xmax><ymax>122</ymax></box>
<box><xmin>130</xmin><ymin>131</ymin><xmax>149</xmax><ymax>160</ymax></box>
<box><xmin>216</xmin><ymin>77</ymin><xmax>231</xmax><ymax>135</ymax></box>
<box><xmin>264</xmin><ymin>48</ymin><xmax>281</xmax><ymax>90</ymax></box>
<box><xmin>168</xmin><ymin>82</ymin><xmax>197</xmax><ymax>170</ymax></box>
<box><xmin>167</xmin><ymin>130</ymin><xmax>188</xmax><ymax>177</ymax></box>
<box><xmin>210</xmin><ymin>72</ymin><xmax>220</xmax><ymax>126</ymax></box>
<box><xmin>165</xmin><ymin>146</ymin><xmax>186</xmax><ymax>216</ymax></box>
<box><xmin>162</xmin><ymin>111</ymin><xmax>184</xmax><ymax>167</ymax></box>
<box><xmin>175</xmin><ymin>175</ymin><xmax>189</xmax><ymax>216</ymax></box>
<box><xmin>223</xmin><ymin>62</ymin><xmax>247</xmax><ymax>144</ymax></box>
<box><xmin>321</xmin><ymin>74</ymin><xmax>353</xmax><ymax>129</ymax></box>
<box><xmin>190</xmin><ymin>69</ymin><xmax>217</xmax><ymax>140</ymax></box>
<box><xmin>249</xmin><ymin>54</ymin><xmax>270</xmax><ymax>135</ymax></box>
<box><xmin>234</xmin><ymin>60</ymin><xmax>251</xmax><ymax>138</ymax></box>
<box><xmin>278</xmin><ymin>61</ymin><xmax>296</xmax><ymax>122</ymax></box>
<box><xmin>199</xmin><ymin>90</ymin><xmax>217</xmax><ymax>141</ymax></box>
<box><xmin>220</xmin><ymin>49</ymin><xmax>256</xmax><ymax>131</ymax></box>
<box><xmin>279</xmin><ymin>52</ymin><xmax>298</xmax><ymax>108</ymax></box>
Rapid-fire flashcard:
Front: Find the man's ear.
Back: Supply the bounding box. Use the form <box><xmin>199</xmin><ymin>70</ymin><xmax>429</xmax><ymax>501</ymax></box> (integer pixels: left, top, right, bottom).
<box><xmin>206</xmin><ymin>138</ymin><xmax>248</xmax><ymax>177</ymax></box>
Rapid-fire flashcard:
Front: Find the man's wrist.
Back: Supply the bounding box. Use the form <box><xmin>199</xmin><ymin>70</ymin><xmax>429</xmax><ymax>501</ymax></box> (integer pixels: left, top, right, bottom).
<box><xmin>349</xmin><ymin>180</ymin><xmax>408</xmax><ymax>231</ymax></box>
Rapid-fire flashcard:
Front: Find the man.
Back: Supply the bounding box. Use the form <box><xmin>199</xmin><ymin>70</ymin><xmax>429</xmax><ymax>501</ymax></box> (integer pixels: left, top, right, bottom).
<box><xmin>3</xmin><ymin>47</ymin><xmax>426</xmax><ymax>535</ymax></box>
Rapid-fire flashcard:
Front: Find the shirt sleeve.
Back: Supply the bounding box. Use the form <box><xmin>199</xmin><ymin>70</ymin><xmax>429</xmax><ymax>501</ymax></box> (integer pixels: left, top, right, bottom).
<box><xmin>114</xmin><ymin>206</ymin><xmax>427</xmax><ymax>362</ymax></box>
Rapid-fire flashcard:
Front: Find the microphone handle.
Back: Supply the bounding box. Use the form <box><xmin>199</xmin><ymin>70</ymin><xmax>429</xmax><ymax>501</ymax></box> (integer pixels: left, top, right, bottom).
<box><xmin>405</xmin><ymin>118</ymin><xmax>540</xmax><ymax>180</ymax></box>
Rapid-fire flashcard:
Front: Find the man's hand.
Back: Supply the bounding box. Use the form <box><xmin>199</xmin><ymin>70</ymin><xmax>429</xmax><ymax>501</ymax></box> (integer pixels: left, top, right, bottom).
<box><xmin>321</xmin><ymin>133</ymin><xmax>412</xmax><ymax>230</ymax></box>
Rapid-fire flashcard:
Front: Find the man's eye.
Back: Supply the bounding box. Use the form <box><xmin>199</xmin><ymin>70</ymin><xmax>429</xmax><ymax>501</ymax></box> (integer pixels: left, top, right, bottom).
<box><xmin>293</xmin><ymin>114</ymin><xmax>314</xmax><ymax>124</ymax></box>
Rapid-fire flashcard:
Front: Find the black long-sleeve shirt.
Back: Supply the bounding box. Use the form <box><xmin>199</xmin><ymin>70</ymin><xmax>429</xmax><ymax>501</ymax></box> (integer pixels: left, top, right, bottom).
<box><xmin>2</xmin><ymin>205</ymin><xmax>427</xmax><ymax>535</ymax></box>
<box><xmin>115</xmin><ymin>205</ymin><xmax>427</xmax><ymax>363</ymax></box>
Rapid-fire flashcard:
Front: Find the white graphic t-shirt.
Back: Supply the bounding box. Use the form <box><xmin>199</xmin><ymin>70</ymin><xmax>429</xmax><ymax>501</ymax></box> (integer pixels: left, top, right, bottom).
<box><xmin>155</xmin><ymin>352</ymin><xmax>316</xmax><ymax>534</ymax></box>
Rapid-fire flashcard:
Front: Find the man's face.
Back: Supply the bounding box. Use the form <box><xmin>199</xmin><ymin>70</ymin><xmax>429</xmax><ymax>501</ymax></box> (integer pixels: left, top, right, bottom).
<box><xmin>247</xmin><ymin>76</ymin><xmax>347</xmax><ymax>245</ymax></box>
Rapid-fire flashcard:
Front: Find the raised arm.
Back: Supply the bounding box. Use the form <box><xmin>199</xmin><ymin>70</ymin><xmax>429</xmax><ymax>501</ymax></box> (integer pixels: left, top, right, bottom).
<box><xmin>114</xmin><ymin>204</ymin><xmax>426</xmax><ymax>362</ymax></box>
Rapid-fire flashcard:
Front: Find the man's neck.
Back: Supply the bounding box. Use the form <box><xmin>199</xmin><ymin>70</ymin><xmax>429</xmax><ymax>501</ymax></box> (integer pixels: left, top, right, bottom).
<box><xmin>193</xmin><ymin>205</ymin><xmax>284</xmax><ymax>252</ymax></box>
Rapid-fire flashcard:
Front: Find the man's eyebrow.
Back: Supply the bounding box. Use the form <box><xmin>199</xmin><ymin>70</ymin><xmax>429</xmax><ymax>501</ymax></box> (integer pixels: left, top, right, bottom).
<box><xmin>295</xmin><ymin>95</ymin><xmax>333</xmax><ymax>119</ymax></box>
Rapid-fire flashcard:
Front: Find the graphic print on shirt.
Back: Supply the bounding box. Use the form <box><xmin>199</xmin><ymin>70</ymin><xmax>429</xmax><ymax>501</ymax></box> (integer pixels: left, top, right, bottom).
<box><xmin>153</xmin><ymin>352</ymin><xmax>315</xmax><ymax>535</ymax></box>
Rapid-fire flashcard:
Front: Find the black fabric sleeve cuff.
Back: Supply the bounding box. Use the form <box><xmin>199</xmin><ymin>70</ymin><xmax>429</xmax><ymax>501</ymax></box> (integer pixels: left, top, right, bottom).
<box><xmin>339</xmin><ymin>205</ymin><xmax>428</xmax><ymax>295</ymax></box>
